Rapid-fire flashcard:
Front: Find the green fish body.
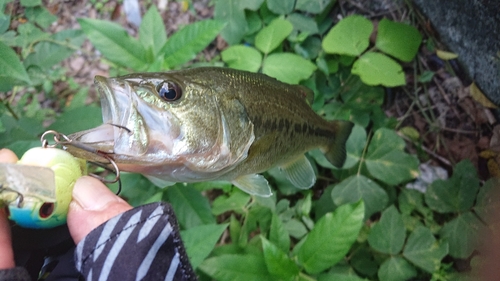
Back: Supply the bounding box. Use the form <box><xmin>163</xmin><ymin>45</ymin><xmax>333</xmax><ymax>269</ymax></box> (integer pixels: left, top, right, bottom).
<box><xmin>67</xmin><ymin>67</ymin><xmax>353</xmax><ymax>196</ymax></box>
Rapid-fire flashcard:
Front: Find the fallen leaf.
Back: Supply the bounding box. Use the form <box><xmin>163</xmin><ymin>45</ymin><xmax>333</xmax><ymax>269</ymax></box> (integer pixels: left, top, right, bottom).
<box><xmin>470</xmin><ymin>82</ymin><xmax>498</xmax><ymax>109</ymax></box>
<box><xmin>436</xmin><ymin>49</ymin><xmax>458</xmax><ymax>60</ymax></box>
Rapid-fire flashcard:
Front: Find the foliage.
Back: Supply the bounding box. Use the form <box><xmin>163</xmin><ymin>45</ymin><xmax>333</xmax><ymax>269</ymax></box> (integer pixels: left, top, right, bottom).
<box><xmin>0</xmin><ymin>1</ymin><xmax>493</xmax><ymax>281</ymax></box>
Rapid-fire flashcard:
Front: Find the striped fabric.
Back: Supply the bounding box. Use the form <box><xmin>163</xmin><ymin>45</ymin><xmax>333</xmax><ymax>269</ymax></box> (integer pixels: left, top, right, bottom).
<box><xmin>74</xmin><ymin>203</ymin><xmax>197</xmax><ymax>281</ymax></box>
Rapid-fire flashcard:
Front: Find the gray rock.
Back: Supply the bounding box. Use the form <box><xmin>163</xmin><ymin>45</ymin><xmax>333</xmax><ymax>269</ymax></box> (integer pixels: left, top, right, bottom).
<box><xmin>412</xmin><ymin>0</ymin><xmax>500</xmax><ymax>105</ymax></box>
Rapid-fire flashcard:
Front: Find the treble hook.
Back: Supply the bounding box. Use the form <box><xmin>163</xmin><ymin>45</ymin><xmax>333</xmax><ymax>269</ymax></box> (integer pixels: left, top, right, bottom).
<box><xmin>40</xmin><ymin>130</ymin><xmax>123</xmax><ymax>195</ymax></box>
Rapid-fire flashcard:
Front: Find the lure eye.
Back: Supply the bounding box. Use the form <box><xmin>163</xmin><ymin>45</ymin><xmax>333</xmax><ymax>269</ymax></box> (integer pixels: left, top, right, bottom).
<box><xmin>39</xmin><ymin>202</ymin><xmax>54</xmax><ymax>219</ymax></box>
<box><xmin>156</xmin><ymin>81</ymin><xmax>182</xmax><ymax>101</ymax></box>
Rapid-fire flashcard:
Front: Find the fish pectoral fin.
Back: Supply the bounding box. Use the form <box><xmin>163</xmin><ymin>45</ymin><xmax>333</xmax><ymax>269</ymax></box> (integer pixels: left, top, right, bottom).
<box><xmin>232</xmin><ymin>174</ymin><xmax>273</xmax><ymax>197</ymax></box>
<box><xmin>280</xmin><ymin>155</ymin><xmax>316</xmax><ymax>189</ymax></box>
<box><xmin>145</xmin><ymin>175</ymin><xmax>176</xmax><ymax>188</ymax></box>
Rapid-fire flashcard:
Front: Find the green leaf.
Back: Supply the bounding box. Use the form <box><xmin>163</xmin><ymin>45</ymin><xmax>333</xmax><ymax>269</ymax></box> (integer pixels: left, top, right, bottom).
<box><xmin>49</xmin><ymin>106</ymin><xmax>102</xmax><ymax>134</ymax></box>
<box><xmin>378</xmin><ymin>257</ymin><xmax>417</xmax><ymax>281</ymax></box>
<box><xmin>261</xmin><ymin>237</ymin><xmax>300</xmax><ymax>280</ymax></box>
<box><xmin>351</xmin><ymin>52</ymin><xmax>405</xmax><ymax>86</ymax></box>
<box><xmin>78</xmin><ymin>18</ymin><xmax>146</xmax><ymax>70</ymax></box>
<box><xmin>180</xmin><ymin>223</ymin><xmax>228</xmax><ymax>269</ymax></box>
<box><xmin>20</xmin><ymin>0</ymin><xmax>40</xmax><ymax>7</ymax></box>
<box><xmin>269</xmin><ymin>213</ymin><xmax>290</xmax><ymax>252</ymax></box>
<box><xmin>331</xmin><ymin>175</ymin><xmax>389</xmax><ymax>218</ymax></box>
<box><xmin>439</xmin><ymin>212</ymin><xmax>483</xmax><ymax>259</ymax></box>
<box><xmin>403</xmin><ymin>226</ymin><xmax>448</xmax><ymax>273</ymax></box>
<box><xmin>318</xmin><ymin>273</ymin><xmax>368</xmax><ymax>281</ymax></box>
<box><xmin>474</xmin><ymin>178</ymin><xmax>500</xmax><ymax>224</ymax></box>
<box><xmin>255</xmin><ymin>18</ymin><xmax>293</xmax><ymax>54</ymax></box>
<box><xmin>25</xmin><ymin>6</ymin><xmax>57</xmax><ymax>29</ymax></box>
<box><xmin>221</xmin><ymin>45</ymin><xmax>262</xmax><ymax>72</ymax></box>
<box><xmin>365</xmin><ymin>128</ymin><xmax>420</xmax><ymax>185</ymax></box>
<box><xmin>297</xmin><ymin>201</ymin><xmax>364</xmax><ymax>274</ymax></box>
<box><xmin>164</xmin><ymin>184</ymin><xmax>216</xmax><ymax>229</ymax></box>
<box><xmin>287</xmin><ymin>13</ymin><xmax>319</xmax><ymax>34</ymax></box>
<box><xmin>425</xmin><ymin>160</ymin><xmax>479</xmax><ymax>213</ymax></box>
<box><xmin>211</xmin><ymin>189</ymin><xmax>251</xmax><ymax>215</ymax></box>
<box><xmin>118</xmin><ymin>173</ymin><xmax>158</xmax><ymax>207</ymax></box>
<box><xmin>262</xmin><ymin>53</ymin><xmax>317</xmax><ymax>84</ymax></box>
<box><xmin>296</xmin><ymin>0</ymin><xmax>334</xmax><ymax>14</ymax></box>
<box><xmin>343</xmin><ymin>125</ymin><xmax>366</xmax><ymax>169</ymax></box>
<box><xmin>322</xmin><ymin>15</ymin><xmax>373</xmax><ymax>56</ymax></box>
<box><xmin>242</xmin><ymin>0</ymin><xmax>265</xmax><ymax>10</ymax></box>
<box><xmin>24</xmin><ymin>29</ymin><xmax>85</xmax><ymax>69</ymax></box>
<box><xmin>266</xmin><ymin>0</ymin><xmax>295</xmax><ymax>15</ymax></box>
<box><xmin>214</xmin><ymin>0</ymin><xmax>247</xmax><ymax>45</ymax></box>
<box><xmin>162</xmin><ymin>20</ymin><xmax>225</xmax><ymax>68</ymax></box>
<box><xmin>199</xmin><ymin>254</ymin><xmax>272</xmax><ymax>281</ymax></box>
<box><xmin>139</xmin><ymin>6</ymin><xmax>167</xmax><ymax>58</ymax></box>
<box><xmin>0</xmin><ymin>41</ymin><xmax>31</xmax><ymax>88</ymax></box>
<box><xmin>367</xmin><ymin>205</ymin><xmax>406</xmax><ymax>254</ymax></box>
<box><xmin>376</xmin><ymin>18</ymin><xmax>422</xmax><ymax>62</ymax></box>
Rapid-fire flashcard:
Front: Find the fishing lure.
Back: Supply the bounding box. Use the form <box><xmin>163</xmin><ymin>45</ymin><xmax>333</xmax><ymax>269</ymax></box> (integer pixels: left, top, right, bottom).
<box><xmin>0</xmin><ymin>130</ymin><xmax>120</xmax><ymax>228</ymax></box>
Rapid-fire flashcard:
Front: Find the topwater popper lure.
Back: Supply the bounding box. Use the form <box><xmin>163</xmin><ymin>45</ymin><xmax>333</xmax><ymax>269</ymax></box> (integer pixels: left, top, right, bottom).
<box><xmin>0</xmin><ymin>130</ymin><xmax>120</xmax><ymax>228</ymax></box>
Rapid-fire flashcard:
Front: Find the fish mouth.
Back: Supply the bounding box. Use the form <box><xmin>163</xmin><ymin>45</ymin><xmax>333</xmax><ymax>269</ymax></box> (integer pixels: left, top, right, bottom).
<box><xmin>66</xmin><ymin>76</ymin><xmax>149</xmax><ymax>161</ymax></box>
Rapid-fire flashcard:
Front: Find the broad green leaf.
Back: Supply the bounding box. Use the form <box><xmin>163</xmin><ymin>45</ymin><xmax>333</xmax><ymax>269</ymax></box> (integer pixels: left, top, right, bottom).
<box><xmin>474</xmin><ymin>178</ymin><xmax>500</xmax><ymax>224</ymax></box>
<box><xmin>284</xmin><ymin>218</ymin><xmax>308</xmax><ymax>239</ymax></box>
<box><xmin>439</xmin><ymin>212</ymin><xmax>483</xmax><ymax>259</ymax></box>
<box><xmin>331</xmin><ymin>175</ymin><xmax>388</xmax><ymax>218</ymax></box>
<box><xmin>297</xmin><ymin>201</ymin><xmax>364</xmax><ymax>274</ymax></box>
<box><xmin>20</xmin><ymin>0</ymin><xmax>40</xmax><ymax>7</ymax></box>
<box><xmin>269</xmin><ymin>213</ymin><xmax>290</xmax><ymax>252</ymax></box>
<box><xmin>425</xmin><ymin>160</ymin><xmax>479</xmax><ymax>213</ymax></box>
<box><xmin>180</xmin><ymin>223</ymin><xmax>228</xmax><ymax>269</ymax></box>
<box><xmin>378</xmin><ymin>257</ymin><xmax>417</xmax><ymax>281</ymax></box>
<box><xmin>266</xmin><ymin>0</ymin><xmax>294</xmax><ymax>15</ymax></box>
<box><xmin>6</xmin><ymin>140</ymin><xmax>40</xmax><ymax>157</ymax></box>
<box><xmin>367</xmin><ymin>205</ymin><xmax>405</xmax><ymax>254</ymax></box>
<box><xmin>211</xmin><ymin>189</ymin><xmax>251</xmax><ymax>215</ymax></box>
<box><xmin>24</xmin><ymin>29</ymin><xmax>85</xmax><ymax>69</ymax></box>
<box><xmin>0</xmin><ymin>14</ymin><xmax>10</xmax><ymax>34</ymax></box>
<box><xmin>296</xmin><ymin>0</ymin><xmax>334</xmax><ymax>13</ymax></box>
<box><xmin>255</xmin><ymin>18</ymin><xmax>293</xmax><ymax>54</ymax></box>
<box><xmin>214</xmin><ymin>0</ymin><xmax>247</xmax><ymax>44</ymax></box>
<box><xmin>403</xmin><ymin>226</ymin><xmax>448</xmax><ymax>273</ymax></box>
<box><xmin>221</xmin><ymin>45</ymin><xmax>262</xmax><ymax>72</ymax></box>
<box><xmin>78</xmin><ymin>18</ymin><xmax>146</xmax><ymax>70</ymax></box>
<box><xmin>318</xmin><ymin>273</ymin><xmax>368</xmax><ymax>281</ymax></box>
<box><xmin>262</xmin><ymin>53</ymin><xmax>317</xmax><ymax>84</ymax></box>
<box><xmin>365</xmin><ymin>128</ymin><xmax>419</xmax><ymax>185</ymax></box>
<box><xmin>0</xmin><ymin>41</ymin><xmax>31</xmax><ymax>88</ymax></box>
<box><xmin>350</xmin><ymin>247</ymin><xmax>378</xmax><ymax>277</ymax></box>
<box><xmin>341</xmin><ymin>77</ymin><xmax>385</xmax><ymax>111</ymax></box>
<box><xmin>376</xmin><ymin>18</ymin><xmax>422</xmax><ymax>62</ymax></box>
<box><xmin>164</xmin><ymin>184</ymin><xmax>215</xmax><ymax>229</ymax></box>
<box><xmin>14</xmin><ymin>23</ymin><xmax>48</xmax><ymax>49</ymax></box>
<box><xmin>261</xmin><ymin>237</ymin><xmax>300</xmax><ymax>280</ymax></box>
<box><xmin>162</xmin><ymin>20</ymin><xmax>225</xmax><ymax>68</ymax></box>
<box><xmin>352</xmin><ymin>52</ymin><xmax>405</xmax><ymax>86</ymax></box>
<box><xmin>139</xmin><ymin>6</ymin><xmax>167</xmax><ymax>58</ymax></box>
<box><xmin>49</xmin><ymin>106</ymin><xmax>102</xmax><ymax>134</ymax></box>
<box><xmin>322</xmin><ymin>15</ymin><xmax>372</xmax><ymax>56</ymax></box>
<box><xmin>287</xmin><ymin>13</ymin><xmax>319</xmax><ymax>34</ymax></box>
<box><xmin>314</xmin><ymin>185</ymin><xmax>336</xmax><ymax>219</ymax></box>
<box><xmin>25</xmin><ymin>6</ymin><xmax>57</xmax><ymax>29</ymax></box>
<box><xmin>343</xmin><ymin>125</ymin><xmax>366</xmax><ymax>169</ymax></box>
<box><xmin>199</xmin><ymin>254</ymin><xmax>272</xmax><ymax>281</ymax></box>
<box><xmin>241</xmin><ymin>0</ymin><xmax>265</xmax><ymax>10</ymax></box>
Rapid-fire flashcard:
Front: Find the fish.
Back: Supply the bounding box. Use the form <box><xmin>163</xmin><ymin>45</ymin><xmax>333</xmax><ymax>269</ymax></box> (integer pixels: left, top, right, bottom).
<box><xmin>65</xmin><ymin>67</ymin><xmax>353</xmax><ymax>197</ymax></box>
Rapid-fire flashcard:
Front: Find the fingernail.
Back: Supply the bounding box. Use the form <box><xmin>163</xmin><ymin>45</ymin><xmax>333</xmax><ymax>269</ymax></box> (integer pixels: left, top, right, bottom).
<box><xmin>73</xmin><ymin>176</ymin><xmax>121</xmax><ymax>211</ymax></box>
<box><xmin>0</xmin><ymin>149</ymin><xmax>18</xmax><ymax>163</ymax></box>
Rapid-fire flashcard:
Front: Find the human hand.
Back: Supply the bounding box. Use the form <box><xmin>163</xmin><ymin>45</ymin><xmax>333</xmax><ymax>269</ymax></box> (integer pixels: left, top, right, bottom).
<box><xmin>0</xmin><ymin>148</ymin><xmax>132</xmax><ymax>268</ymax></box>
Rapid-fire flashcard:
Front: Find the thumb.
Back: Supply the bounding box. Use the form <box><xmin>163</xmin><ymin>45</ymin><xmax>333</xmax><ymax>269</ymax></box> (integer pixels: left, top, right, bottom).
<box><xmin>67</xmin><ymin>176</ymin><xmax>132</xmax><ymax>244</ymax></box>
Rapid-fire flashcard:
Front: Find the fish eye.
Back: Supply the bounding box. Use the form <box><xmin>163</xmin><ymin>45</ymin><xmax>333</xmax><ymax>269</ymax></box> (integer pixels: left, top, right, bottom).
<box><xmin>156</xmin><ymin>81</ymin><xmax>182</xmax><ymax>101</ymax></box>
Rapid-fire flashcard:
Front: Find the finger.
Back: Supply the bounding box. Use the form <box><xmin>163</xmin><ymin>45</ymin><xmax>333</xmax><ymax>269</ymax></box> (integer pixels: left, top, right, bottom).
<box><xmin>67</xmin><ymin>176</ymin><xmax>132</xmax><ymax>244</ymax></box>
<box><xmin>0</xmin><ymin>149</ymin><xmax>18</xmax><ymax>163</ymax></box>
<box><xmin>0</xmin><ymin>208</ymin><xmax>15</xmax><ymax>269</ymax></box>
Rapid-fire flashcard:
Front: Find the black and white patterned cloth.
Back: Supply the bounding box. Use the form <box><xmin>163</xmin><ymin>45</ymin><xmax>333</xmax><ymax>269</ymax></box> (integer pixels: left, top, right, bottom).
<box><xmin>1</xmin><ymin>202</ymin><xmax>197</xmax><ymax>281</ymax></box>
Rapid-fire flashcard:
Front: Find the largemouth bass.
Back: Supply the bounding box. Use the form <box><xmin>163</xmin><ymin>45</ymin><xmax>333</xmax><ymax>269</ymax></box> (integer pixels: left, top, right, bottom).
<box><xmin>66</xmin><ymin>67</ymin><xmax>353</xmax><ymax>196</ymax></box>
